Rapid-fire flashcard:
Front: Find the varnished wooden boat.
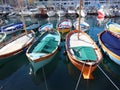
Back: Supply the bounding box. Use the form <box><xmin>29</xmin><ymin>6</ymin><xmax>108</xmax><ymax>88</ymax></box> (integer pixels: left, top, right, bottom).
<box><xmin>65</xmin><ymin>30</ymin><xmax>102</xmax><ymax>79</ymax></box>
<box><xmin>0</xmin><ymin>30</ymin><xmax>35</xmax><ymax>65</ymax></box>
<box><xmin>98</xmin><ymin>30</ymin><xmax>120</xmax><ymax>65</ymax></box>
<box><xmin>56</xmin><ymin>19</ymin><xmax>72</xmax><ymax>34</ymax></box>
<box><xmin>26</xmin><ymin>29</ymin><xmax>61</xmax><ymax>73</ymax></box>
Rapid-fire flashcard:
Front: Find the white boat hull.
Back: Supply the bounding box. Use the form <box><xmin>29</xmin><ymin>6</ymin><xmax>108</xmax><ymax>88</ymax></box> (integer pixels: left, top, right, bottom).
<box><xmin>0</xmin><ymin>31</ymin><xmax>35</xmax><ymax>65</ymax></box>
<box><xmin>77</xmin><ymin>10</ymin><xmax>86</xmax><ymax>17</ymax></box>
<box><xmin>47</xmin><ymin>11</ymin><xmax>56</xmax><ymax>17</ymax></box>
<box><xmin>26</xmin><ymin>29</ymin><xmax>61</xmax><ymax>74</ymax></box>
<box><xmin>109</xmin><ymin>54</ymin><xmax>120</xmax><ymax>65</ymax></box>
<box><xmin>73</xmin><ymin>20</ymin><xmax>89</xmax><ymax>31</ymax></box>
<box><xmin>57</xmin><ymin>10</ymin><xmax>66</xmax><ymax>17</ymax></box>
<box><xmin>29</xmin><ymin>52</ymin><xmax>57</xmax><ymax>73</ymax></box>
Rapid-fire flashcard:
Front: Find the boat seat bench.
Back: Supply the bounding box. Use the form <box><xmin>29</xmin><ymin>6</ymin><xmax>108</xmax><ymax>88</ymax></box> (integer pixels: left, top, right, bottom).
<box><xmin>42</xmin><ymin>40</ymin><xmax>58</xmax><ymax>53</ymax></box>
<box><xmin>72</xmin><ymin>46</ymin><xmax>97</xmax><ymax>61</ymax></box>
<box><xmin>32</xmin><ymin>37</ymin><xmax>57</xmax><ymax>53</ymax></box>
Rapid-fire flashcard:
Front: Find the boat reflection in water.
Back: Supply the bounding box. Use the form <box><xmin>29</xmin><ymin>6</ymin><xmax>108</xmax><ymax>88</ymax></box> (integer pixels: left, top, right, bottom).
<box><xmin>102</xmin><ymin>54</ymin><xmax>120</xmax><ymax>80</ymax></box>
<box><xmin>66</xmin><ymin>57</ymin><xmax>80</xmax><ymax>80</ymax></box>
<box><xmin>29</xmin><ymin>51</ymin><xmax>60</xmax><ymax>85</ymax></box>
<box><xmin>0</xmin><ymin>54</ymin><xmax>28</xmax><ymax>80</ymax></box>
<box><xmin>0</xmin><ymin>15</ymin><xmax>120</xmax><ymax>90</ymax></box>
<box><xmin>96</xmin><ymin>17</ymin><xmax>110</xmax><ymax>27</ymax></box>
<box><xmin>66</xmin><ymin>55</ymin><xmax>119</xmax><ymax>90</ymax></box>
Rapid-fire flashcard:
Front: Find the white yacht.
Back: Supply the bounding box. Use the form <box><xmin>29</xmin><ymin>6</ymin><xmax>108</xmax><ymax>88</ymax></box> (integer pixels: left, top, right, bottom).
<box><xmin>56</xmin><ymin>0</ymin><xmax>66</xmax><ymax>17</ymax></box>
<box><xmin>67</xmin><ymin>6</ymin><xmax>77</xmax><ymax>17</ymax></box>
<box><xmin>47</xmin><ymin>5</ymin><xmax>56</xmax><ymax>17</ymax></box>
<box><xmin>18</xmin><ymin>7</ymin><xmax>40</xmax><ymax>17</ymax></box>
<box><xmin>56</xmin><ymin>9</ymin><xmax>66</xmax><ymax>17</ymax></box>
<box><xmin>73</xmin><ymin>18</ymin><xmax>90</xmax><ymax>31</ymax></box>
<box><xmin>75</xmin><ymin>4</ymin><xmax>87</xmax><ymax>17</ymax></box>
<box><xmin>0</xmin><ymin>4</ymin><xmax>14</xmax><ymax>16</ymax></box>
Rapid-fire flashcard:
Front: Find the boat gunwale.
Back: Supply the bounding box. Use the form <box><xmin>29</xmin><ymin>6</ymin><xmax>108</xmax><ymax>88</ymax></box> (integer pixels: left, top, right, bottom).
<box><xmin>0</xmin><ymin>30</ymin><xmax>35</xmax><ymax>59</ymax></box>
<box><xmin>98</xmin><ymin>30</ymin><xmax>120</xmax><ymax>61</ymax></box>
<box><xmin>26</xmin><ymin>30</ymin><xmax>61</xmax><ymax>63</ymax></box>
<box><xmin>66</xmin><ymin>30</ymin><xmax>102</xmax><ymax>66</ymax></box>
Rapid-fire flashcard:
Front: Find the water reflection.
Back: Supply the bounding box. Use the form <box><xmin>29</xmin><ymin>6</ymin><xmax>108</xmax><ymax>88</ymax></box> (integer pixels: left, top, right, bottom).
<box><xmin>0</xmin><ymin>54</ymin><xmax>28</xmax><ymax>80</ymax></box>
<box><xmin>102</xmin><ymin>53</ymin><xmax>120</xmax><ymax>80</ymax></box>
<box><xmin>66</xmin><ymin>55</ymin><xmax>119</xmax><ymax>90</ymax></box>
<box><xmin>97</xmin><ymin>17</ymin><xmax>110</xmax><ymax>25</ymax></box>
<box><xmin>0</xmin><ymin>15</ymin><xmax>120</xmax><ymax>90</ymax></box>
<box><xmin>66</xmin><ymin>57</ymin><xmax>80</xmax><ymax>80</ymax></box>
<box><xmin>29</xmin><ymin>51</ymin><xmax>60</xmax><ymax>86</ymax></box>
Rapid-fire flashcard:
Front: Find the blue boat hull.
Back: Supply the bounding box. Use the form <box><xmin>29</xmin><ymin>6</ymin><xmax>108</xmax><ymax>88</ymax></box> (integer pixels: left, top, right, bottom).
<box><xmin>98</xmin><ymin>30</ymin><xmax>120</xmax><ymax>65</ymax></box>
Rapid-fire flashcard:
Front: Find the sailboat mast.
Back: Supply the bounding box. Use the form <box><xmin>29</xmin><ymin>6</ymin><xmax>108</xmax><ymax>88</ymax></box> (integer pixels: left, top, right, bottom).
<box><xmin>78</xmin><ymin>0</ymin><xmax>83</xmax><ymax>39</ymax></box>
<box><xmin>60</xmin><ymin>0</ymin><xmax>61</xmax><ymax>10</ymax></box>
<box><xmin>78</xmin><ymin>0</ymin><xmax>83</xmax><ymax>31</ymax></box>
<box><xmin>17</xmin><ymin>0</ymin><xmax>27</xmax><ymax>34</ymax></box>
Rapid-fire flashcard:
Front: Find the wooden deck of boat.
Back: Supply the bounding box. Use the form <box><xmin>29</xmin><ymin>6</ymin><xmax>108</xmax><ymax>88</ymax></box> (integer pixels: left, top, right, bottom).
<box><xmin>0</xmin><ymin>35</ymin><xmax>32</xmax><ymax>55</ymax></box>
<box><xmin>69</xmin><ymin>33</ymin><xmax>95</xmax><ymax>48</ymax></box>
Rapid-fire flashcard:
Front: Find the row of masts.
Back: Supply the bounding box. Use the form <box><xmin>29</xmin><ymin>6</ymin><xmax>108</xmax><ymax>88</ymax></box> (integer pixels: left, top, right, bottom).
<box><xmin>1</xmin><ymin>0</ymin><xmax>120</xmax><ymax>9</ymax></box>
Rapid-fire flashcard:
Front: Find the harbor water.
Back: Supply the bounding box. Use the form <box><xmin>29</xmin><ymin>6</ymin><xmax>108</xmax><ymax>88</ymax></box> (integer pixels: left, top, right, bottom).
<box><xmin>0</xmin><ymin>15</ymin><xmax>120</xmax><ymax>90</ymax></box>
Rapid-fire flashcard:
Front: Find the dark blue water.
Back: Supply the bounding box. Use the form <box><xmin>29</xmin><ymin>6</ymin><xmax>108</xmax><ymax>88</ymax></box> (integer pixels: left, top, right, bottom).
<box><xmin>0</xmin><ymin>15</ymin><xmax>120</xmax><ymax>90</ymax></box>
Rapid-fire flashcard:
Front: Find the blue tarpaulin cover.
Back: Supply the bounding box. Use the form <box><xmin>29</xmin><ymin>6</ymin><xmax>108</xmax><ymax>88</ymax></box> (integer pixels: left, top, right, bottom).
<box><xmin>100</xmin><ymin>31</ymin><xmax>120</xmax><ymax>56</ymax></box>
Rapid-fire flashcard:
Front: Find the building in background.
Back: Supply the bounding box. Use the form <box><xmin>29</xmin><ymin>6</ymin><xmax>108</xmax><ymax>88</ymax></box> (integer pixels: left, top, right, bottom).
<box><xmin>0</xmin><ymin>0</ymin><xmax>120</xmax><ymax>9</ymax></box>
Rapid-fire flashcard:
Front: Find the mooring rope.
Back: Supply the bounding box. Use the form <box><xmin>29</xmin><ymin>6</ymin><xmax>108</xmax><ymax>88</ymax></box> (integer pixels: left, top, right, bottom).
<box><xmin>42</xmin><ymin>66</ymin><xmax>48</xmax><ymax>90</ymax></box>
<box><xmin>75</xmin><ymin>62</ymin><xmax>86</xmax><ymax>90</ymax></box>
<box><xmin>98</xmin><ymin>65</ymin><xmax>120</xmax><ymax>90</ymax></box>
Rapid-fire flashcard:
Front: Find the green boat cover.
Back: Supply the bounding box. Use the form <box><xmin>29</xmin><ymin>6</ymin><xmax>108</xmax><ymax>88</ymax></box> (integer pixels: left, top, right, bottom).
<box><xmin>33</xmin><ymin>37</ymin><xmax>58</xmax><ymax>53</ymax></box>
<box><xmin>72</xmin><ymin>46</ymin><xmax>97</xmax><ymax>61</ymax></box>
<box><xmin>42</xmin><ymin>40</ymin><xmax>58</xmax><ymax>53</ymax></box>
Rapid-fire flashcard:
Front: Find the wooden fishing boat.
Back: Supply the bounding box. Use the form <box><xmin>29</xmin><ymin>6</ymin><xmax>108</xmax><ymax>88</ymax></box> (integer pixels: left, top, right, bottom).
<box><xmin>38</xmin><ymin>23</ymin><xmax>53</xmax><ymax>32</ymax></box>
<box><xmin>0</xmin><ymin>22</ymin><xmax>24</xmax><ymax>34</ymax></box>
<box><xmin>0</xmin><ymin>32</ymin><xmax>6</xmax><ymax>43</ymax></box>
<box><xmin>98</xmin><ymin>30</ymin><xmax>120</xmax><ymax>65</ymax></box>
<box><xmin>65</xmin><ymin>0</ymin><xmax>102</xmax><ymax>79</ymax></box>
<box><xmin>46</xmin><ymin>4</ymin><xmax>56</xmax><ymax>17</ymax></box>
<box><xmin>106</xmin><ymin>21</ymin><xmax>120</xmax><ymax>34</ymax></box>
<box><xmin>65</xmin><ymin>30</ymin><xmax>102</xmax><ymax>79</ymax></box>
<box><xmin>73</xmin><ymin>18</ymin><xmax>89</xmax><ymax>32</ymax></box>
<box><xmin>0</xmin><ymin>30</ymin><xmax>35</xmax><ymax>65</ymax></box>
<box><xmin>26</xmin><ymin>29</ymin><xmax>61</xmax><ymax>73</ymax></box>
<box><xmin>56</xmin><ymin>19</ymin><xmax>72</xmax><ymax>34</ymax></box>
